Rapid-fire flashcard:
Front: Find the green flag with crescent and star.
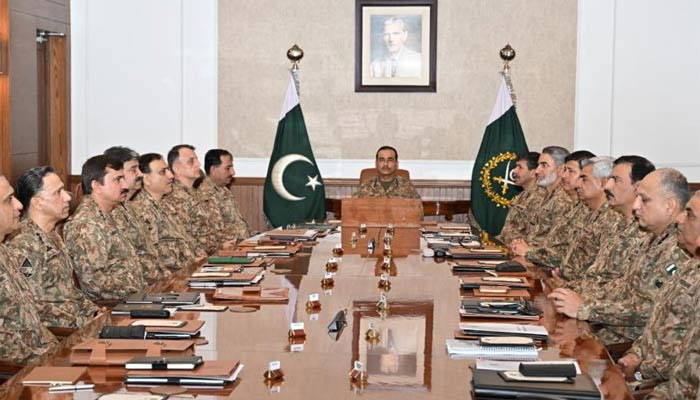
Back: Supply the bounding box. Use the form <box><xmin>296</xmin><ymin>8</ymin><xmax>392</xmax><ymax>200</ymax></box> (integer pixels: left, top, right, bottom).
<box><xmin>470</xmin><ymin>74</ymin><xmax>528</xmax><ymax>237</ymax></box>
<box><xmin>263</xmin><ymin>73</ymin><xmax>326</xmax><ymax>227</ymax></box>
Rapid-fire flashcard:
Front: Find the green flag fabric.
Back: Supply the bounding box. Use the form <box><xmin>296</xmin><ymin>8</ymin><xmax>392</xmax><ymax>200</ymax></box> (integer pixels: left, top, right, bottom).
<box><xmin>263</xmin><ymin>74</ymin><xmax>326</xmax><ymax>227</ymax></box>
<box><xmin>470</xmin><ymin>75</ymin><xmax>528</xmax><ymax>237</ymax></box>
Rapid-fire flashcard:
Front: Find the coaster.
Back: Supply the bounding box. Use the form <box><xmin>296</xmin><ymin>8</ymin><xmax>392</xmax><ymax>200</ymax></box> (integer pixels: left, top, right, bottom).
<box><xmin>230</xmin><ymin>306</ymin><xmax>258</xmax><ymax>313</ymax></box>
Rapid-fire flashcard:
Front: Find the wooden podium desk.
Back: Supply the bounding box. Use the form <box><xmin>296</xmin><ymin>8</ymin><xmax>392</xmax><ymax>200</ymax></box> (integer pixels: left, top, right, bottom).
<box><xmin>0</xmin><ymin>232</ymin><xmax>632</xmax><ymax>399</ymax></box>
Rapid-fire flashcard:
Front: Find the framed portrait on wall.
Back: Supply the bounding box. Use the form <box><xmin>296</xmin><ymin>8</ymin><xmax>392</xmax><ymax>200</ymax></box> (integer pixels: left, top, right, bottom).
<box><xmin>355</xmin><ymin>0</ymin><xmax>437</xmax><ymax>92</ymax></box>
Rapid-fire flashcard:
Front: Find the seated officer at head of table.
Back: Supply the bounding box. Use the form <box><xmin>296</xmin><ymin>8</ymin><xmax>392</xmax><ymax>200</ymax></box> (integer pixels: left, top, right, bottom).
<box><xmin>548</xmin><ymin>168</ymin><xmax>692</xmax><ymax>345</ymax></box>
<box><xmin>63</xmin><ymin>155</ymin><xmax>146</xmax><ymax>303</ymax></box>
<box><xmin>7</xmin><ymin>166</ymin><xmax>99</xmax><ymax>330</ymax></box>
<box><xmin>0</xmin><ymin>173</ymin><xmax>57</xmax><ymax>364</ymax></box>
<box><xmin>352</xmin><ymin>145</ymin><xmax>420</xmax><ymax>199</ymax></box>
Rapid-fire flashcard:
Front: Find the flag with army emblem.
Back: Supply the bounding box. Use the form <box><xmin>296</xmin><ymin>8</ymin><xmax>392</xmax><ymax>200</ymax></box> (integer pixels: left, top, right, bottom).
<box><xmin>470</xmin><ymin>74</ymin><xmax>528</xmax><ymax>237</ymax></box>
<box><xmin>263</xmin><ymin>72</ymin><xmax>326</xmax><ymax>227</ymax></box>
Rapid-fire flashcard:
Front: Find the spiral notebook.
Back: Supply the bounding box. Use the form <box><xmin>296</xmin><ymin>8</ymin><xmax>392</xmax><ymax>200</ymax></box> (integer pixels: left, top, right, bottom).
<box><xmin>445</xmin><ymin>339</ymin><xmax>538</xmax><ymax>360</ymax></box>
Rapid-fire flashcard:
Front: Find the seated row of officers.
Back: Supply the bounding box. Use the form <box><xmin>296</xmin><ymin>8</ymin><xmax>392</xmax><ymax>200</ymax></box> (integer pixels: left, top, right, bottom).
<box><xmin>0</xmin><ymin>145</ymin><xmax>251</xmax><ymax>365</ymax></box>
<box><xmin>497</xmin><ymin>148</ymin><xmax>699</xmax><ymax>399</ymax></box>
<box><xmin>0</xmin><ymin>144</ymin><xmax>698</xmax><ymax>398</ymax></box>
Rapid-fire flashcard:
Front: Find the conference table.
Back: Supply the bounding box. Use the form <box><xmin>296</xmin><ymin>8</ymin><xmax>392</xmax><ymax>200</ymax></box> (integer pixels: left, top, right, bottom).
<box><xmin>0</xmin><ymin>227</ymin><xmax>633</xmax><ymax>399</ymax></box>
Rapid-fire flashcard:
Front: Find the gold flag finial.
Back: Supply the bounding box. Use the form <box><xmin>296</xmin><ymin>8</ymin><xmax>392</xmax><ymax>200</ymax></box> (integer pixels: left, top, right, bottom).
<box><xmin>287</xmin><ymin>44</ymin><xmax>304</xmax><ymax>71</ymax></box>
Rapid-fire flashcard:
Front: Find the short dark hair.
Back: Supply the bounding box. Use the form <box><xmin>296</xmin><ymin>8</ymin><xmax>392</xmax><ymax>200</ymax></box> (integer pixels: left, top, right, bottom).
<box><xmin>518</xmin><ymin>152</ymin><xmax>540</xmax><ymax>170</ymax></box>
<box><xmin>614</xmin><ymin>155</ymin><xmax>656</xmax><ymax>184</ymax></box>
<box><xmin>375</xmin><ymin>145</ymin><xmax>398</xmax><ymax>160</ymax></box>
<box><xmin>564</xmin><ymin>150</ymin><xmax>596</xmax><ymax>168</ymax></box>
<box><xmin>16</xmin><ymin>166</ymin><xmax>56</xmax><ymax>211</ymax></box>
<box><xmin>167</xmin><ymin>144</ymin><xmax>195</xmax><ymax>169</ymax></box>
<box><xmin>541</xmin><ymin>146</ymin><xmax>569</xmax><ymax>166</ymax></box>
<box><xmin>81</xmin><ymin>155</ymin><xmax>123</xmax><ymax>195</ymax></box>
<box><xmin>139</xmin><ymin>153</ymin><xmax>164</xmax><ymax>175</ymax></box>
<box><xmin>104</xmin><ymin>146</ymin><xmax>139</xmax><ymax>164</ymax></box>
<box><xmin>204</xmin><ymin>149</ymin><xmax>232</xmax><ymax>175</ymax></box>
<box><xmin>657</xmin><ymin>168</ymin><xmax>690</xmax><ymax>210</ymax></box>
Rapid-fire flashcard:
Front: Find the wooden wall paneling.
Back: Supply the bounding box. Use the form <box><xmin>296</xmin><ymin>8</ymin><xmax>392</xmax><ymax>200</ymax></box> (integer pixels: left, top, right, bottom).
<box><xmin>0</xmin><ymin>0</ymin><xmax>10</xmax><ymax>177</ymax></box>
<box><xmin>46</xmin><ymin>35</ymin><xmax>68</xmax><ymax>184</ymax></box>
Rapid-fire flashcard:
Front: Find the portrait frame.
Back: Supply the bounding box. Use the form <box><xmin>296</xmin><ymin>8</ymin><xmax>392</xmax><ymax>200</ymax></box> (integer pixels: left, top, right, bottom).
<box><xmin>355</xmin><ymin>0</ymin><xmax>438</xmax><ymax>92</ymax></box>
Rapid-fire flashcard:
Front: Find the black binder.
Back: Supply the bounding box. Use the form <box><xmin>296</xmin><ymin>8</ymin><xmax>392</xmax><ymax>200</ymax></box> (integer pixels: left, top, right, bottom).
<box><xmin>472</xmin><ymin>369</ymin><xmax>601</xmax><ymax>400</ymax></box>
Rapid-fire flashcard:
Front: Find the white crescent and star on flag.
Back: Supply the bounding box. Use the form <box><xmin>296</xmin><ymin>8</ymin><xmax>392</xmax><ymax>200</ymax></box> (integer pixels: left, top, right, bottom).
<box><xmin>270</xmin><ymin>154</ymin><xmax>323</xmax><ymax>201</ymax></box>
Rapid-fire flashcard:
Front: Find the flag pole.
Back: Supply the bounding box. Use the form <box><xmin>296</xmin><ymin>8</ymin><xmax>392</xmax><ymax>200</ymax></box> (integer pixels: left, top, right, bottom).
<box><xmin>499</xmin><ymin>44</ymin><xmax>517</xmax><ymax>107</ymax></box>
<box><xmin>287</xmin><ymin>43</ymin><xmax>303</xmax><ymax>96</ymax></box>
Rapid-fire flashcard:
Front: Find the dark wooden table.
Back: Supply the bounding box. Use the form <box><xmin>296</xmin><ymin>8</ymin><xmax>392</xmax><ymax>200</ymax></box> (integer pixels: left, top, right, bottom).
<box><xmin>0</xmin><ymin>230</ymin><xmax>632</xmax><ymax>399</ymax></box>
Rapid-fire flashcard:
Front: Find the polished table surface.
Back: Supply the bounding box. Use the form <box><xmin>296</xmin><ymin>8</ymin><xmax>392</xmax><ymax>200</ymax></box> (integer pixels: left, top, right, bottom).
<box><xmin>0</xmin><ymin>229</ymin><xmax>633</xmax><ymax>399</ymax></box>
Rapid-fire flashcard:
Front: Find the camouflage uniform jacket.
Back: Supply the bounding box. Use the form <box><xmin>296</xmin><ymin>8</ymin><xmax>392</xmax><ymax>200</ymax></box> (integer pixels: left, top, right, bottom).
<box><xmin>577</xmin><ymin>225</ymin><xmax>691</xmax><ymax>343</ymax></box>
<box><xmin>0</xmin><ymin>244</ymin><xmax>57</xmax><ymax>364</ymax></box>
<box><xmin>645</xmin><ymin>291</ymin><xmax>700</xmax><ymax>400</ymax></box>
<box><xmin>7</xmin><ymin>219</ymin><xmax>98</xmax><ymax>329</ymax></box>
<box><xmin>498</xmin><ymin>185</ymin><xmax>547</xmax><ymax>244</ymax></box>
<box><xmin>559</xmin><ymin>203</ymin><xmax>623</xmax><ymax>281</ymax></box>
<box><xmin>129</xmin><ymin>189</ymin><xmax>198</xmax><ymax>271</ymax></box>
<box><xmin>524</xmin><ymin>200</ymin><xmax>588</xmax><ymax>267</ymax></box>
<box><xmin>111</xmin><ymin>202</ymin><xmax>166</xmax><ymax>284</ymax></box>
<box><xmin>626</xmin><ymin>258</ymin><xmax>700</xmax><ymax>381</ymax></box>
<box><xmin>198</xmin><ymin>177</ymin><xmax>251</xmax><ymax>241</ymax></box>
<box><xmin>352</xmin><ymin>176</ymin><xmax>421</xmax><ymax>199</ymax></box>
<box><xmin>162</xmin><ymin>180</ymin><xmax>220</xmax><ymax>255</ymax></box>
<box><xmin>64</xmin><ymin>195</ymin><xmax>145</xmax><ymax>302</ymax></box>
<box><xmin>525</xmin><ymin>185</ymin><xmax>575</xmax><ymax>245</ymax></box>
<box><xmin>567</xmin><ymin>217</ymin><xmax>650</xmax><ymax>293</ymax></box>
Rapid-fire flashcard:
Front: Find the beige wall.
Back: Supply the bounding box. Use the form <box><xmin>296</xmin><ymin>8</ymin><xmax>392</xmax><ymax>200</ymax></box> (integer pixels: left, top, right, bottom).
<box><xmin>219</xmin><ymin>0</ymin><xmax>577</xmax><ymax>162</ymax></box>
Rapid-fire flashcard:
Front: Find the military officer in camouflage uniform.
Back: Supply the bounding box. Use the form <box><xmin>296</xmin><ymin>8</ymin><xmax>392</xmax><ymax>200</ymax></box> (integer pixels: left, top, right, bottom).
<box><xmin>64</xmin><ymin>155</ymin><xmax>145</xmax><ymax>302</ymax></box>
<box><xmin>509</xmin><ymin>146</ymin><xmax>572</xmax><ymax>251</ymax></box>
<box><xmin>510</xmin><ymin>151</ymin><xmax>596</xmax><ymax>261</ymax></box>
<box><xmin>163</xmin><ymin>145</ymin><xmax>222</xmax><ymax>254</ymax></box>
<box><xmin>352</xmin><ymin>146</ymin><xmax>421</xmax><ymax>199</ymax></box>
<box><xmin>8</xmin><ymin>166</ymin><xmax>98</xmax><ymax>329</ymax></box>
<box><xmin>131</xmin><ymin>153</ymin><xmax>200</xmax><ymax>270</ymax></box>
<box><xmin>566</xmin><ymin>156</ymin><xmax>655</xmax><ymax>292</ymax></box>
<box><xmin>104</xmin><ymin>147</ymin><xmax>168</xmax><ymax>284</ymax></box>
<box><xmin>617</xmin><ymin>191</ymin><xmax>700</xmax><ymax>386</ymax></box>
<box><xmin>498</xmin><ymin>152</ymin><xmax>543</xmax><ymax>243</ymax></box>
<box><xmin>0</xmin><ymin>174</ymin><xmax>57</xmax><ymax>363</ymax></box>
<box><xmin>201</xmin><ymin>149</ymin><xmax>252</xmax><ymax>241</ymax></box>
<box><xmin>645</xmin><ymin>258</ymin><xmax>700</xmax><ymax>400</ymax></box>
<box><xmin>533</xmin><ymin>157</ymin><xmax>621</xmax><ymax>281</ymax></box>
<box><xmin>549</xmin><ymin>168</ymin><xmax>691</xmax><ymax>345</ymax></box>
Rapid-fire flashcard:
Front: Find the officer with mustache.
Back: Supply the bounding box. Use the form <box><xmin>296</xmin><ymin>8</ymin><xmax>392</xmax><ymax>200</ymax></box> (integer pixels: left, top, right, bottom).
<box><xmin>64</xmin><ymin>155</ymin><xmax>146</xmax><ymax>303</ymax></box>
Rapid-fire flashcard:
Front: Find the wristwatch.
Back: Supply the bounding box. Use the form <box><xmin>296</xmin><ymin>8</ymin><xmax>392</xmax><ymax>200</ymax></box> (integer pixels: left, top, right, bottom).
<box><xmin>634</xmin><ymin>370</ymin><xmax>644</xmax><ymax>382</ymax></box>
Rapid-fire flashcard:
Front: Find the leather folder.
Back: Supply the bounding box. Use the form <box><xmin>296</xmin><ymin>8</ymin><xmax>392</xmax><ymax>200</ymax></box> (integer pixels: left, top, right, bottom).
<box><xmin>22</xmin><ymin>366</ymin><xmax>87</xmax><ymax>386</ymax></box>
<box><xmin>213</xmin><ymin>286</ymin><xmax>289</xmax><ymax>303</ymax></box>
<box><xmin>460</xmin><ymin>299</ymin><xmax>542</xmax><ymax>320</ymax></box>
<box><xmin>117</xmin><ymin>319</ymin><xmax>205</xmax><ymax>339</ymax></box>
<box><xmin>459</xmin><ymin>276</ymin><xmax>533</xmax><ymax>289</ymax></box>
<box><xmin>205</xmin><ymin>256</ymin><xmax>255</xmax><ymax>264</ymax></box>
<box><xmin>472</xmin><ymin>369</ymin><xmax>601</xmax><ymax>400</ymax></box>
<box><xmin>449</xmin><ymin>248</ymin><xmax>508</xmax><ymax>260</ymax></box>
<box><xmin>188</xmin><ymin>267</ymin><xmax>263</xmax><ymax>283</ymax></box>
<box><xmin>70</xmin><ymin>339</ymin><xmax>195</xmax><ymax>366</ymax></box>
<box><xmin>124</xmin><ymin>360</ymin><xmax>243</xmax><ymax>386</ymax></box>
<box><xmin>200</xmin><ymin>258</ymin><xmax>270</xmax><ymax>271</ymax></box>
<box><xmin>471</xmin><ymin>288</ymin><xmax>532</xmax><ymax>299</ymax></box>
<box><xmin>126</xmin><ymin>292</ymin><xmax>200</xmax><ymax>305</ymax></box>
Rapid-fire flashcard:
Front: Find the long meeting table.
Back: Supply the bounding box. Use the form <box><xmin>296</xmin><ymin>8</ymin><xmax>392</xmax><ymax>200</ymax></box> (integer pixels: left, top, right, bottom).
<box><xmin>0</xmin><ymin>228</ymin><xmax>633</xmax><ymax>399</ymax></box>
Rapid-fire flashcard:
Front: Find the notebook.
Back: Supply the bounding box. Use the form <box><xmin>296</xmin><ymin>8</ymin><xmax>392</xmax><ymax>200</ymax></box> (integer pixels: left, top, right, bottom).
<box><xmin>445</xmin><ymin>339</ymin><xmax>538</xmax><ymax>360</ymax></box>
<box><xmin>460</xmin><ymin>322</ymin><xmax>548</xmax><ymax>341</ymax></box>
<box><xmin>472</xmin><ymin>369</ymin><xmax>601</xmax><ymax>400</ymax></box>
<box><xmin>22</xmin><ymin>366</ymin><xmax>86</xmax><ymax>386</ymax></box>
